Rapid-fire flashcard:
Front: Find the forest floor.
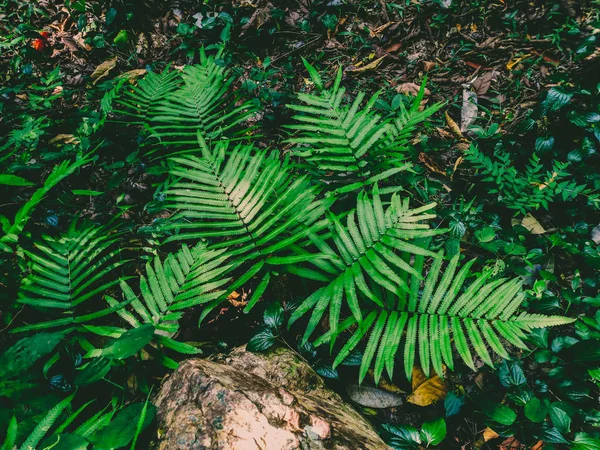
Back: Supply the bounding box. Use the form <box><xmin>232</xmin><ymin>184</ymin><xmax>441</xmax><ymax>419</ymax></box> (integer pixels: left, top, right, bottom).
<box><xmin>1</xmin><ymin>0</ymin><xmax>600</xmax><ymax>449</ymax></box>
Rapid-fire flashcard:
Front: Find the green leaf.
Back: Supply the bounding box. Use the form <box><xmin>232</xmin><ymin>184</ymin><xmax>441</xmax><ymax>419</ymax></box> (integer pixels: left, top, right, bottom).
<box><xmin>543</xmin><ymin>87</ymin><xmax>573</xmax><ymax>112</ymax></box>
<box><xmin>74</xmin><ymin>357</ymin><xmax>112</xmax><ymax>387</ymax></box>
<box><xmin>382</xmin><ymin>423</ymin><xmax>421</xmax><ymax>449</ymax></box>
<box><xmin>1</xmin><ymin>416</ymin><xmax>17</xmax><ymax>450</ymax></box>
<box><xmin>420</xmin><ymin>418</ymin><xmax>446</xmax><ymax>447</ymax></box>
<box><xmin>247</xmin><ymin>330</ymin><xmax>276</xmax><ymax>352</ymax></box>
<box><xmin>524</xmin><ymin>397</ymin><xmax>548</xmax><ymax>423</ymax></box>
<box><xmin>444</xmin><ymin>391</ymin><xmax>465</xmax><ymax>418</ymax></box>
<box><xmin>39</xmin><ymin>433</ymin><xmax>88</xmax><ymax>450</ymax></box>
<box><xmin>101</xmin><ymin>325</ymin><xmax>155</xmax><ymax>360</ymax></box>
<box><xmin>498</xmin><ymin>360</ymin><xmax>526</xmax><ymax>387</ymax></box>
<box><xmin>482</xmin><ymin>403</ymin><xmax>517</xmax><ymax>426</ymax></box>
<box><xmin>263</xmin><ymin>303</ymin><xmax>284</xmax><ymax>329</ymax></box>
<box><xmin>550</xmin><ymin>404</ymin><xmax>571</xmax><ymax>435</ymax></box>
<box><xmin>0</xmin><ymin>174</ymin><xmax>34</xmax><ymax>186</ymax></box>
<box><xmin>0</xmin><ymin>331</ymin><xmax>64</xmax><ymax>378</ymax></box>
<box><xmin>90</xmin><ymin>403</ymin><xmax>156</xmax><ymax>449</ymax></box>
<box><xmin>572</xmin><ymin>432</ymin><xmax>600</xmax><ymax>450</ymax></box>
<box><xmin>71</xmin><ymin>189</ymin><xmax>104</xmax><ymax>196</ymax></box>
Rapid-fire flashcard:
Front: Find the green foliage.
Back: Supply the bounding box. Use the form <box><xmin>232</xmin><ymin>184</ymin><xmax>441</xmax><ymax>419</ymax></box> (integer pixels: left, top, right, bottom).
<box><xmin>116</xmin><ymin>49</ymin><xmax>256</xmax><ymax>156</ymax></box>
<box><xmin>286</xmin><ymin>59</ymin><xmax>443</xmax><ymax>192</ymax></box>
<box><xmin>465</xmin><ymin>144</ymin><xmax>597</xmax><ymax>214</ymax></box>
<box><xmin>15</xmin><ymin>221</ymin><xmax>128</xmax><ymax>332</ymax></box>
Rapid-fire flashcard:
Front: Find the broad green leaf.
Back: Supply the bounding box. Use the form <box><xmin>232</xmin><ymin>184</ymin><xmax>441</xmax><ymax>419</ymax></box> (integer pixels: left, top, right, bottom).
<box><xmin>89</xmin><ymin>403</ymin><xmax>156</xmax><ymax>449</ymax></box>
<box><xmin>0</xmin><ymin>175</ymin><xmax>34</xmax><ymax>186</ymax></box>
<box><xmin>524</xmin><ymin>397</ymin><xmax>547</xmax><ymax>423</ymax></box>
<box><xmin>101</xmin><ymin>325</ymin><xmax>155</xmax><ymax>360</ymax></box>
<box><xmin>420</xmin><ymin>418</ymin><xmax>446</xmax><ymax>447</ymax></box>
<box><xmin>246</xmin><ymin>330</ymin><xmax>276</xmax><ymax>352</ymax></box>
<box><xmin>0</xmin><ymin>331</ymin><xmax>64</xmax><ymax>378</ymax></box>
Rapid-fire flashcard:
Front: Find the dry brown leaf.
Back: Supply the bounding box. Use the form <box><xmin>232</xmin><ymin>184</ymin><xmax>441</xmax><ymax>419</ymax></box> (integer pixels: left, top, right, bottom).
<box><xmin>471</xmin><ymin>70</ymin><xmax>497</xmax><ymax>96</ymax></box>
<box><xmin>500</xmin><ymin>436</ymin><xmax>524</xmax><ymax>449</ymax></box>
<box><xmin>396</xmin><ymin>82</ymin><xmax>430</xmax><ymax>97</ymax></box>
<box><xmin>384</xmin><ymin>42</ymin><xmax>402</xmax><ymax>53</ymax></box>
<box><xmin>117</xmin><ymin>69</ymin><xmax>148</xmax><ymax>81</ymax></box>
<box><xmin>90</xmin><ymin>56</ymin><xmax>118</xmax><ymax>84</ymax></box>
<box><xmin>445</xmin><ymin>112</ymin><xmax>464</xmax><ymax>139</ymax></box>
<box><xmin>473</xmin><ymin>427</ymin><xmax>499</xmax><ymax>448</ymax></box>
<box><xmin>419</xmin><ymin>153</ymin><xmax>446</xmax><ymax>176</ymax></box>
<box><xmin>407</xmin><ymin>366</ymin><xmax>449</xmax><ymax>406</ymax></box>
<box><xmin>49</xmin><ymin>134</ymin><xmax>80</xmax><ymax>145</ymax></box>
<box><xmin>347</xmin><ymin>56</ymin><xmax>386</xmax><ymax>73</ymax></box>
<box><xmin>451</xmin><ymin>156</ymin><xmax>464</xmax><ymax>180</ymax></box>
<box><xmin>423</xmin><ymin>60</ymin><xmax>437</xmax><ymax>71</ymax></box>
<box><xmin>521</xmin><ymin>213</ymin><xmax>546</xmax><ymax>234</ymax></box>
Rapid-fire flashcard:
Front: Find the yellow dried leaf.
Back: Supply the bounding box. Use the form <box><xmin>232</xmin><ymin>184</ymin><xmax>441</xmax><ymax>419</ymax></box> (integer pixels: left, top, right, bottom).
<box><xmin>521</xmin><ymin>213</ymin><xmax>546</xmax><ymax>235</ymax></box>
<box><xmin>117</xmin><ymin>69</ymin><xmax>147</xmax><ymax>81</ymax></box>
<box><xmin>407</xmin><ymin>366</ymin><xmax>449</xmax><ymax>406</ymax></box>
<box><xmin>445</xmin><ymin>112</ymin><xmax>464</xmax><ymax>140</ymax></box>
<box><xmin>474</xmin><ymin>427</ymin><xmax>500</xmax><ymax>448</ymax></box>
<box><xmin>346</xmin><ymin>56</ymin><xmax>386</xmax><ymax>73</ymax></box>
<box><xmin>506</xmin><ymin>54</ymin><xmax>531</xmax><ymax>71</ymax></box>
<box><xmin>90</xmin><ymin>56</ymin><xmax>118</xmax><ymax>84</ymax></box>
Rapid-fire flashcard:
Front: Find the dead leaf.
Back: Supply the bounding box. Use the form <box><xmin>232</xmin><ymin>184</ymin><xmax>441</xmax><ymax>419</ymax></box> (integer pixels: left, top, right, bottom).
<box><xmin>407</xmin><ymin>366</ymin><xmax>449</xmax><ymax>406</ymax></box>
<box><xmin>474</xmin><ymin>427</ymin><xmax>500</xmax><ymax>448</ymax></box>
<box><xmin>117</xmin><ymin>69</ymin><xmax>148</xmax><ymax>81</ymax></box>
<box><xmin>521</xmin><ymin>214</ymin><xmax>546</xmax><ymax>234</ymax></box>
<box><xmin>530</xmin><ymin>441</ymin><xmax>544</xmax><ymax>450</ymax></box>
<box><xmin>445</xmin><ymin>112</ymin><xmax>464</xmax><ymax>139</ymax></box>
<box><xmin>90</xmin><ymin>56</ymin><xmax>118</xmax><ymax>84</ymax></box>
<box><xmin>240</xmin><ymin>3</ymin><xmax>273</xmax><ymax>35</ymax></box>
<box><xmin>419</xmin><ymin>153</ymin><xmax>446</xmax><ymax>176</ymax></box>
<box><xmin>396</xmin><ymin>82</ymin><xmax>430</xmax><ymax>97</ymax></box>
<box><xmin>460</xmin><ymin>87</ymin><xmax>478</xmax><ymax>132</ymax></box>
<box><xmin>451</xmin><ymin>156</ymin><xmax>464</xmax><ymax>179</ymax></box>
<box><xmin>506</xmin><ymin>54</ymin><xmax>531</xmax><ymax>71</ymax></box>
<box><xmin>500</xmin><ymin>436</ymin><xmax>524</xmax><ymax>449</ymax></box>
<box><xmin>423</xmin><ymin>61</ymin><xmax>437</xmax><ymax>71</ymax></box>
<box><xmin>49</xmin><ymin>134</ymin><xmax>80</xmax><ymax>145</ymax></box>
<box><xmin>384</xmin><ymin>42</ymin><xmax>402</xmax><ymax>53</ymax></box>
<box><xmin>346</xmin><ymin>56</ymin><xmax>386</xmax><ymax>73</ymax></box>
<box><xmin>471</xmin><ymin>70</ymin><xmax>497</xmax><ymax>96</ymax></box>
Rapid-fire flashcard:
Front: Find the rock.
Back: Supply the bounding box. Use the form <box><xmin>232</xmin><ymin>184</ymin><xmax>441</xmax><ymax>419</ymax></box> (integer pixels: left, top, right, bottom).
<box><xmin>346</xmin><ymin>384</ymin><xmax>404</xmax><ymax>409</ymax></box>
<box><xmin>153</xmin><ymin>346</ymin><xmax>389</xmax><ymax>450</ymax></box>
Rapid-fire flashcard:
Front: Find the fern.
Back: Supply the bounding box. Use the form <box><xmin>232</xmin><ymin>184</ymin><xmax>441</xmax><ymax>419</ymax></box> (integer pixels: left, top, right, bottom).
<box><xmin>98</xmin><ymin>243</ymin><xmax>233</xmax><ymax>357</ymax></box>
<box><xmin>19</xmin><ymin>393</ymin><xmax>74</xmax><ymax>450</ymax></box>
<box><xmin>0</xmin><ymin>155</ymin><xmax>92</xmax><ymax>252</ymax></box>
<box><xmin>150</xmin><ymin>134</ymin><xmax>327</xmax><ymax>315</ymax></box>
<box><xmin>465</xmin><ymin>144</ymin><xmax>594</xmax><ymax>214</ymax></box>
<box><xmin>285</xmin><ymin>58</ymin><xmax>443</xmax><ymax>192</ymax></box>
<box><xmin>116</xmin><ymin>50</ymin><xmax>256</xmax><ymax>156</ymax></box>
<box><xmin>288</xmin><ymin>183</ymin><xmax>446</xmax><ymax>342</ymax></box>
<box><xmin>314</xmin><ymin>251</ymin><xmax>574</xmax><ymax>384</ymax></box>
<box><xmin>14</xmin><ymin>222</ymin><xmax>129</xmax><ymax>332</ymax></box>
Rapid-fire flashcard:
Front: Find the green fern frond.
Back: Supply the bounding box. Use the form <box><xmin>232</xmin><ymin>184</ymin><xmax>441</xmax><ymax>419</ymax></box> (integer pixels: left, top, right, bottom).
<box><xmin>19</xmin><ymin>393</ymin><xmax>74</xmax><ymax>450</ymax></box>
<box><xmin>157</xmin><ymin>135</ymin><xmax>320</xmax><ymax>259</ymax></box>
<box><xmin>288</xmin><ymin>183</ymin><xmax>445</xmax><ymax>343</ymax></box>
<box><xmin>286</xmin><ymin>66</ymin><xmax>443</xmax><ymax>191</ymax></box>
<box><xmin>14</xmin><ymin>222</ymin><xmax>128</xmax><ymax>332</ymax></box>
<box><xmin>318</xmin><ymin>251</ymin><xmax>574</xmax><ymax>384</ymax></box>
<box><xmin>0</xmin><ymin>155</ymin><xmax>92</xmax><ymax>252</ymax></box>
<box><xmin>105</xmin><ymin>243</ymin><xmax>233</xmax><ymax>358</ymax></box>
<box><xmin>116</xmin><ymin>50</ymin><xmax>256</xmax><ymax>156</ymax></box>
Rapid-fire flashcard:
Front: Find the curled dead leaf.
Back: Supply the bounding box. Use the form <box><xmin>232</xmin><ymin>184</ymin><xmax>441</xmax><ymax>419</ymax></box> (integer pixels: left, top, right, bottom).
<box><xmin>521</xmin><ymin>214</ymin><xmax>546</xmax><ymax>235</ymax></box>
<box><xmin>445</xmin><ymin>112</ymin><xmax>464</xmax><ymax>139</ymax></box>
<box><xmin>460</xmin><ymin>87</ymin><xmax>478</xmax><ymax>132</ymax></box>
<box><xmin>91</xmin><ymin>56</ymin><xmax>118</xmax><ymax>84</ymax></box>
<box><xmin>346</xmin><ymin>56</ymin><xmax>386</xmax><ymax>74</ymax></box>
<box><xmin>117</xmin><ymin>69</ymin><xmax>148</xmax><ymax>81</ymax></box>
